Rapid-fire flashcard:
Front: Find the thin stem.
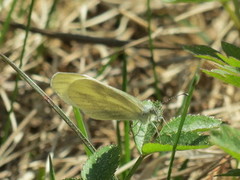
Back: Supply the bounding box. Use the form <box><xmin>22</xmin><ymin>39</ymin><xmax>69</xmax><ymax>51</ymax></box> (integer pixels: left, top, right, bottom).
<box><xmin>222</xmin><ymin>1</ymin><xmax>240</xmax><ymax>31</ymax></box>
<box><xmin>124</xmin><ymin>155</ymin><xmax>147</xmax><ymax>180</ymax></box>
<box><xmin>0</xmin><ymin>0</ymin><xmax>18</xmax><ymax>45</ymax></box>
<box><xmin>45</xmin><ymin>0</ymin><xmax>59</xmax><ymax>28</ymax></box>
<box><xmin>122</xmin><ymin>53</ymin><xmax>131</xmax><ymax>178</ymax></box>
<box><xmin>146</xmin><ymin>0</ymin><xmax>161</xmax><ymax>100</ymax></box>
<box><xmin>233</xmin><ymin>0</ymin><xmax>240</xmax><ymax>20</ymax></box>
<box><xmin>0</xmin><ymin>54</ymin><xmax>96</xmax><ymax>154</ymax></box>
<box><xmin>167</xmin><ymin>69</ymin><xmax>200</xmax><ymax>179</ymax></box>
<box><xmin>73</xmin><ymin>107</ymin><xmax>92</xmax><ymax>156</ymax></box>
<box><xmin>8</xmin><ymin>0</ymin><xmax>35</xmax><ymax>135</ymax></box>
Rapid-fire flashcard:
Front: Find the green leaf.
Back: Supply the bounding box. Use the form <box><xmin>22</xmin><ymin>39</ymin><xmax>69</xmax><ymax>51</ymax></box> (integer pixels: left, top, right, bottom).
<box><xmin>36</xmin><ymin>167</ymin><xmax>45</xmax><ymax>180</ymax></box>
<box><xmin>227</xmin><ymin>57</ymin><xmax>240</xmax><ymax>68</ymax></box>
<box><xmin>216</xmin><ymin>53</ymin><xmax>240</xmax><ymax>68</ymax></box>
<box><xmin>217</xmin><ymin>64</ymin><xmax>240</xmax><ymax>75</ymax></box>
<box><xmin>141</xmin><ymin>115</ymin><xmax>221</xmax><ymax>154</ymax></box>
<box><xmin>210</xmin><ymin>125</ymin><xmax>240</xmax><ymax>161</ymax></box>
<box><xmin>184</xmin><ymin>45</ymin><xmax>224</xmax><ymax>63</ymax></box>
<box><xmin>194</xmin><ymin>55</ymin><xmax>225</xmax><ymax>65</ymax></box>
<box><xmin>132</xmin><ymin>100</ymin><xmax>162</xmax><ymax>154</ymax></box>
<box><xmin>161</xmin><ymin>115</ymin><xmax>222</xmax><ymax>133</ymax></box>
<box><xmin>142</xmin><ymin>139</ymin><xmax>210</xmax><ymax>154</ymax></box>
<box><xmin>158</xmin><ymin>131</ymin><xmax>210</xmax><ymax>146</ymax></box>
<box><xmin>48</xmin><ymin>154</ymin><xmax>56</xmax><ymax>180</ymax></box>
<box><xmin>215</xmin><ymin>169</ymin><xmax>240</xmax><ymax>177</ymax></box>
<box><xmin>202</xmin><ymin>69</ymin><xmax>240</xmax><ymax>87</ymax></box>
<box><xmin>222</xmin><ymin>41</ymin><xmax>240</xmax><ymax>60</ymax></box>
<box><xmin>81</xmin><ymin>145</ymin><xmax>120</xmax><ymax>180</ymax></box>
<box><xmin>132</xmin><ymin>119</ymin><xmax>158</xmax><ymax>154</ymax></box>
<box><xmin>184</xmin><ymin>42</ymin><xmax>240</xmax><ymax>88</ymax></box>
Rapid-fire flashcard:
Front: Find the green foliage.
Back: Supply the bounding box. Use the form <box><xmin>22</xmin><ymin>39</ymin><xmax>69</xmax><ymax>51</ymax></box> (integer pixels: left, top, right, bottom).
<box><xmin>2</xmin><ymin>0</ymin><xmax>239</xmax><ymax>179</ymax></box>
<box><xmin>132</xmin><ymin>119</ymin><xmax>158</xmax><ymax>154</ymax></box>
<box><xmin>48</xmin><ymin>154</ymin><xmax>56</xmax><ymax>180</ymax></box>
<box><xmin>184</xmin><ymin>41</ymin><xmax>240</xmax><ymax>178</ymax></box>
<box><xmin>141</xmin><ymin>115</ymin><xmax>221</xmax><ymax>154</ymax></box>
<box><xmin>162</xmin><ymin>114</ymin><xmax>222</xmax><ymax>133</ymax></box>
<box><xmin>73</xmin><ymin>107</ymin><xmax>92</xmax><ymax>157</ymax></box>
<box><xmin>81</xmin><ymin>145</ymin><xmax>120</xmax><ymax>180</ymax></box>
<box><xmin>184</xmin><ymin>42</ymin><xmax>240</xmax><ymax>87</ymax></box>
<box><xmin>222</xmin><ymin>41</ymin><xmax>240</xmax><ymax>60</ymax></box>
<box><xmin>210</xmin><ymin>125</ymin><xmax>240</xmax><ymax>161</ymax></box>
<box><xmin>184</xmin><ymin>45</ymin><xmax>223</xmax><ymax>63</ymax></box>
<box><xmin>36</xmin><ymin>167</ymin><xmax>45</xmax><ymax>180</ymax></box>
<box><xmin>132</xmin><ymin>100</ymin><xmax>163</xmax><ymax>154</ymax></box>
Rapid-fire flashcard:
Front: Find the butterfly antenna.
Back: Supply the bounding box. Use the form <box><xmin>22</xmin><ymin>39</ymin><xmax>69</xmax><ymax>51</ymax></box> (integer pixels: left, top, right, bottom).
<box><xmin>162</xmin><ymin>92</ymin><xmax>188</xmax><ymax>104</ymax></box>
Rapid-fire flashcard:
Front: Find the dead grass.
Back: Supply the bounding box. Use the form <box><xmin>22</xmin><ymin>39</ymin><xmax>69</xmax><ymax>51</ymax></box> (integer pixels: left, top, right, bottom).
<box><xmin>0</xmin><ymin>0</ymin><xmax>240</xmax><ymax>179</ymax></box>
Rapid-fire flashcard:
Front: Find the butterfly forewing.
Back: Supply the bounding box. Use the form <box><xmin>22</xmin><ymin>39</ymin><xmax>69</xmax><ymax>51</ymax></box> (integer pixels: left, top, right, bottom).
<box><xmin>51</xmin><ymin>73</ymin><xmax>86</xmax><ymax>105</ymax></box>
<box><xmin>51</xmin><ymin>72</ymin><xmax>150</xmax><ymax>121</ymax></box>
<box><xmin>68</xmin><ymin>78</ymin><xmax>144</xmax><ymax>120</ymax></box>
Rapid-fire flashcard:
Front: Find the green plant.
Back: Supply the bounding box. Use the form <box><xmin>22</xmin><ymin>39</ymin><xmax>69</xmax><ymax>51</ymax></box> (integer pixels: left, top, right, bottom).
<box><xmin>184</xmin><ymin>41</ymin><xmax>240</xmax><ymax>177</ymax></box>
<box><xmin>0</xmin><ymin>54</ymin><xmax>222</xmax><ymax>180</ymax></box>
<box><xmin>184</xmin><ymin>42</ymin><xmax>240</xmax><ymax>87</ymax></box>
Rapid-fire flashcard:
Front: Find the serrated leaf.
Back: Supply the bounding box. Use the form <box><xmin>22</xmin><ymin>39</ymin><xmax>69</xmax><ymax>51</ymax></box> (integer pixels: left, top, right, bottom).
<box><xmin>158</xmin><ymin>131</ymin><xmax>209</xmax><ymax>145</ymax></box>
<box><xmin>215</xmin><ymin>169</ymin><xmax>240</xmax><ymax>177</ymax></box>
<box><xmin>81</xmin><ymin>145</ymin><xmax>120</xmax><ymax>180</ymax></box>
<box><xmin>141</xmin><ymin>115</ymin><xmax>221</xmax><ymax>154</ymax></box>
<box><xmin>222</xmin><ymin>41</ymin><xmax>240</xmax><ymax>60</ymax></box>
<box><xmin>161</xmin><ymin>115</ymin><xmax>221</xmax><ymax>133</ymax></box>
<box><xmin>210</xmin><ymin>125</ymin><xmax>240</xmax><ymax>161</ymax></box>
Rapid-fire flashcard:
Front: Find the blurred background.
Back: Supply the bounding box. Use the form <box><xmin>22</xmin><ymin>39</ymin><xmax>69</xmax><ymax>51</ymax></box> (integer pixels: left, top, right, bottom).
<box><xmin>0</xmin><ymin>0</ymin><xmax>240</xmax><ymax>179</ymax></box>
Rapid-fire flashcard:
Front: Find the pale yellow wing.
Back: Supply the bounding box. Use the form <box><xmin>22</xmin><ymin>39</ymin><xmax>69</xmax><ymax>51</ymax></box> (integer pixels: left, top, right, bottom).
<box><xmin>51</xmin><ymin>72</ymin><xmax>86</xmax><ymax>106</ymax></box>
<box><xmin>51</xmin><ymin>72</ymin><xmax>145</xmax><ymax>121</ymax></box>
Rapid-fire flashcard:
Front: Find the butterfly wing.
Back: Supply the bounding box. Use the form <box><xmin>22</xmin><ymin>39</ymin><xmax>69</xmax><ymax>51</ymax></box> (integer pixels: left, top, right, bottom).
<box><xmin>51</xmin><ymin>73</ymin><xmax>145</xmax><ymax>121</ymax></box>
<box><xmin>51</xmin><ymin>72</ymin><xmax>86</xmax><ymax>106</ymax></box>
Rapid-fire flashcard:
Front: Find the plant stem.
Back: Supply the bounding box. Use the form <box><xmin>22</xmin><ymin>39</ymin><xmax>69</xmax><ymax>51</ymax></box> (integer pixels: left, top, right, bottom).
<box><xmin>0</xmin><ymin>54</ymin><xmax>96</xmax><ymax>154</ymax></box>
<box><xmin>124</xmin><ymin>155</ymin><xmax>147</xmax><ymax>180</ymax></box>
<box><xmin>167</xmin><ymin>70</ymin><xmax>200</xmax><ymax>179</ymax></box>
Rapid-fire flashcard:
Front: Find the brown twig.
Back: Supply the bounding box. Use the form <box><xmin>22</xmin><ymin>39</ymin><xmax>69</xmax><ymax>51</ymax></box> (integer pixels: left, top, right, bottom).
<box><xmin>0</xmin><ymin>20</ymin><xmax>181</xmax><ymax>51</ymax></box>
<box><xmin>0</xmin><ymin>19</ymin><xmax>129</xmax><ymax>47</ymax></box>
